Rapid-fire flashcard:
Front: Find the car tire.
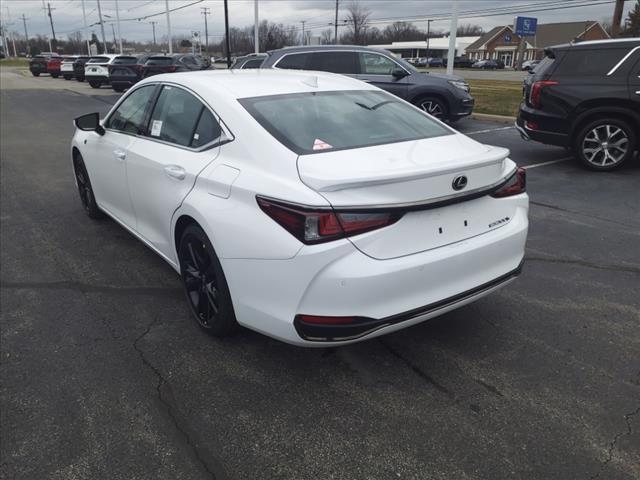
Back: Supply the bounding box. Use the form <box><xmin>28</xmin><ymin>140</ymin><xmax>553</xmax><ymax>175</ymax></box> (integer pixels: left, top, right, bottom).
<box><xmin>112</xmin><ymin>85</ymin><xmax>125</xmax><ymax>93</ymax></box>
<box><xmin>51</xmin><ymin>74</ymin><xmax>59</xmax><ymax>78</ymax></box>
<box><xmin>414</xmin><ymin>96</ymin><xmax>449</xmax><ymax>120</ymax></box>
<box><xmin>89</xmin><ymin>81</ymin><xmax>100</xmax><ymax>89</ymax></box>
<box><xmin>73</xmin><ymin>154</ymin><xmax>104</xmax><ymax>220</ymax></box>
<box><xmin>575</xmin><ymin>117</ymin><xmax>637</xmax><ymax>171</ymax></box>
<box><xmin>32</xmin><ymin>72</ymin><xmax>40</xmax><ymax>77</ymax></box>
<box><xmin>76</xmin><ymin>76</ymin><xmax>85</xmax><ymax>82</ymax></box>
<box><xmin>63</xmin><ymin>75</ymin><xmax>71</xmax><ymax>80</ymax></box>
<box><xmin>178</xmin><ymin>224</ymin><xmax>238</xmax><ymax>337</ymax></box>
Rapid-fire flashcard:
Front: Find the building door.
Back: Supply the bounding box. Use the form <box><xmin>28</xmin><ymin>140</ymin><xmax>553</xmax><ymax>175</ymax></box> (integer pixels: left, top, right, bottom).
<box><xmin>500</xmin><ymin>53</ymin><xmax>513</xmax><ymax>67</ymax></box>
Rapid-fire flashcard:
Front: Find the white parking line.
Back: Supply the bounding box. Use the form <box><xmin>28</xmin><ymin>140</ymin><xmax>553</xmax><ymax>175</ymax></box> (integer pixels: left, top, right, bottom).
<box><xmin>523</xmin><ymin>157</ymin><xmax>572</xmax><ymax>169</ymax></box>
<box><xmin>465</xmin><ymin>126</ymin><xmax>515</xmax><ymax>135</ymax></box>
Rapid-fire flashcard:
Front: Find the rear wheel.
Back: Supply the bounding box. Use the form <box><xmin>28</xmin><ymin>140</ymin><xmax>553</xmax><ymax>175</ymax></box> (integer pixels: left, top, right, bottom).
<box><xmin>73</xmin><ymin>154</ymin><xmax>104</xmax><ymax>219</ymax></box>
<box><xmin>414</xmin><ymin>96</ymin><xmax>448</xmax><ymax>120</ymax></box>
<box><xmin>89</xmin><ymin>81</ymin><xmax>100</xmax><ymax>89</ymax></box>
<box><xmin>51</xmin><ymin>73</ymin><xmax>59</xmax><ymax>78</ymax></box>
<box><xmin>112</xmin><ymin>85</ymin><xmax>125</xmax><ymax>93</ymax></box>
<box><xmin>178</xmin><ymin>225</ymin><xmax>237</xmax><ymax>337</ymax></box>
<box><xmin>63</xmin><ymin>75</ymin><xmax>72</xmax><ymax>80</ymax></box>
<box><xmin>575</xmin><ymin>117</ymin><xmax>636</xmax><ymax>171</ymax></box>
<box><xmin>76</xmin><ymin>76</ymin><xmax>85</xmax><ymax>82</ymax></box>
<box><xmin>31</xmin><ymin>72</ymin><xmax>40</xmax><ymax>77</ymax></box>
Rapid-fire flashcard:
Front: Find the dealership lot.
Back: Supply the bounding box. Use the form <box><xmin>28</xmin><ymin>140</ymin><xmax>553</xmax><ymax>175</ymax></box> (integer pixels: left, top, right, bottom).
<box><xmin>1</xmin><ymin>75</ymin><xmax>639</xmax><ymax>480</ymax></box>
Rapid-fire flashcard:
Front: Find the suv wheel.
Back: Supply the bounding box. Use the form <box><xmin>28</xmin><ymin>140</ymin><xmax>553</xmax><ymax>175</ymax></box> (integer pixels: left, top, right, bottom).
<box><xmin>576</xmin><ymin>118</ymin><xmax>636</xmax><ymax>171</ymax></box>
<box><xmin>415</xmin><ymin>96</ymin><xmax>448</xmax><ymax>120</ymax></box>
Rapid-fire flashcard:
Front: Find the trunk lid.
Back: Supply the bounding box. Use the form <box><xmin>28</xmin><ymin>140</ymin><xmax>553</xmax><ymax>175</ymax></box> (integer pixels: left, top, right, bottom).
<box><xmin>297</xmin><ymin>133</ymin><xmax>518</xmax><ymax>259</ymax></box>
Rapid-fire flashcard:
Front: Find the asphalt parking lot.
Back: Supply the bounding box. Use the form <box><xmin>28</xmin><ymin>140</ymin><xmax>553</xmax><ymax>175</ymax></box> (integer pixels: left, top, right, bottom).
<box><xmin>1</xmin><ymin>72</ymin><xmax>639</xmax><ymax>480</ymax></box>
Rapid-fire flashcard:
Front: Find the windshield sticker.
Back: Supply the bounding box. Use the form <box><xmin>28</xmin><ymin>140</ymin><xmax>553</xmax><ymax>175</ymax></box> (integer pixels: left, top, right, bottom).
<box><xmin>150</xmin><ymin>120</ymin><xmax>163</xmax><ymax>137</ymax></box>
<box><xmin>313</xmin><ymin>138</ymin><xmax>333</xmax><ymax>151</ymax></box>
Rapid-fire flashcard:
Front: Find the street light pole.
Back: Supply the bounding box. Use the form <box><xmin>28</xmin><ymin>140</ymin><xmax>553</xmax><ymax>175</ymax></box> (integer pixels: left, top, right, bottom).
<box><xmin>81</xmin><ymin>0</ymin><xmax>90</xmax><ymax>55</ymax></box>
<box><xmin>334</xmin><ymin>0</ymin><xmax>339</xmax><ymax>44</ymax></box>
<box><xmin>150</xmin><ymin>21</ymin><xmax>157</xmax><ymax>46</ymax></box>
<box><xmin>201</xmin><ymin>7</ymin><xmax>210</xmax><ymax>55</ymax></box>
<box><xmin>254</xmin><ymin>0</ymin><xmax>259</xmax><ymax>53</ymax></box>
<box><xmin>20</xmin><ymin>14</ymin><xmax>29</xmax><ymax>55</ymax></box>
<box><xmin>165</xmin><ymin>0</ymin><xmax>172</xmax><ymax>54</ymax></box>
<box><xmin>114</xmin><ymin>0</ymin><xmax>122</xmax><ymax>54</ymax></box>
<box><xmin>96</xmin><ymin>0</ymin><xmax>107</xmax><ymax>54</ymax></box>
<box><xmin>224</xmin><ymin>0</ymin><xmax>231</xmax><ymax>67</ymax></box>
<box><xmin>426</xmin><ymin>19</ymin><xmax>432</xmax><ymax>58</ymax></box>
<box><xmin>446</xmin><ymin>0</ymin><xmax>459</xmax><ymax>75</ymax></box>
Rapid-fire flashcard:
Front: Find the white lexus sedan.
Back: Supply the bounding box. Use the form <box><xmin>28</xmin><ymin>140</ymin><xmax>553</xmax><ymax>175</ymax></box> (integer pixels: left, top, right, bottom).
<box><xmin>71</xmin><ymin>70</ymin><xmax>528</xmax><ymax>346</ymax></box>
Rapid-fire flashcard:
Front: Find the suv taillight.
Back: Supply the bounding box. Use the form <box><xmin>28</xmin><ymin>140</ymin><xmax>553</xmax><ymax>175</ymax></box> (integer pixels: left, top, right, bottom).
<box><xmin>257</xmin><ymin>197</ymin><xmax>402</xmax><ymax>245</ymax></box>
<box><xmin>529</xmin><ymin>80</ymin><xmax>558</xmax><ymax>109</ymax></box>
<box><xmin>491</xmin><ymin>168</ymin><xmax>526</xmax><ymax>198</ymax></box>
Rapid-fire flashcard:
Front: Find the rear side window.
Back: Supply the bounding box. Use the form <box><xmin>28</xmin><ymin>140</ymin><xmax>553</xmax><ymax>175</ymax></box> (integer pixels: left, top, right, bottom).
<box><xmin>88</xmin><ymin>57</ymin><xmax>109</xmax><ymax>63</ymax></box>
<box><xmin>148</xmin><ymin>86</ymin><xmax>215</xmax><ymax>148</ymax></box>
<box><xmin>180</xmin><ymin>56</ymin><xmax>197</xmax><ymax>65</ymax></box>
<box><xmin>106</xmin><ymin>85</ymin><xmax>156</xmax><ymax>134</ymax></box>
<box><xmin>240</xmin><ymin>90</ymin><xmax>451</xmax><ymax>155</ymax></box>
<box><xmin>191</xmin><ymin>109</ymin><xmax>222</xmax><ymax>148</ymax></box>
<box><xmin>554</xmin><ymin>48</ymin><xmax>630</xmax><ymax>76</ymax></box>
<box><xmin>307</xmin><ymin>52</ymin><xmax>358</xmax><ymax>74</ymax></box>
<box><xmin>276</xmin><ymin>53</ymin><xmax>308</xmax><ymax>70</ymax></box>
<box><xmin>532</xmin><ymin>55</ymin><xmax>555</xmax><ymax>75</ymax></box>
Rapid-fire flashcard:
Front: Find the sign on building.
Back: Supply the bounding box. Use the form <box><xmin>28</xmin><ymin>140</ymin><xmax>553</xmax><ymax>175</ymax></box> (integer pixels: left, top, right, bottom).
<box><xmin>514</xmin><ymin>16</ymin><xmax>537</xmax><ymax>37</ymax></box>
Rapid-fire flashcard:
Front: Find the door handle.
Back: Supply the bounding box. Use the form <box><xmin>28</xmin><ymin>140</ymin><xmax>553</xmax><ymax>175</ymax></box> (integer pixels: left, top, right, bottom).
<box><xmin>113</xmin><ymin>149</ymin><xmax>126</xmax><ymax>161</ymax></box>
<box><xmin>164</xmin><ymin>165</ymin><xmax>186</xmax><ymax>180</ymax></box>
<box><xmin>636</xmin><ymin>90</ymin><xmax>640</xmax><ymax>95</ymax></box>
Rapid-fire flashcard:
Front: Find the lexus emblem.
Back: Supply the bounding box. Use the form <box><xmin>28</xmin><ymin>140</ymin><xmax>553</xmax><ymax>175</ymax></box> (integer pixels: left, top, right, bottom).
<box><xmin>452</xmin><ymin>175</ymin><xmax>468</xmax><ymax>191</ymax></box>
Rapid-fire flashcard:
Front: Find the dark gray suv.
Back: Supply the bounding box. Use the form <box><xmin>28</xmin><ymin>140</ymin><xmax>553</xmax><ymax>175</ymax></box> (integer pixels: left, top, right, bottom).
<box><xmin>260</xmin><ymin>45</ymin><xmax>475</xmax><ymax>122</ymax></box>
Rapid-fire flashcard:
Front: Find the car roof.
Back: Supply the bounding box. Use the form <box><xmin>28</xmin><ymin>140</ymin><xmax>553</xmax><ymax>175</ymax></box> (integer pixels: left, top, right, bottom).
<box><xmin>549</xmin><ymin>37</ymin><xmax>640</xmax><ymax>51</ymax></box>
<box><xmin>136</xmin><ymin>69</ymin><xmax>378</xmax><ymax>99</ymax></box>
<box><xmin>267</xmin><ymin>44</ymin><xmax>394</xmax><ymax>56</ymax></box>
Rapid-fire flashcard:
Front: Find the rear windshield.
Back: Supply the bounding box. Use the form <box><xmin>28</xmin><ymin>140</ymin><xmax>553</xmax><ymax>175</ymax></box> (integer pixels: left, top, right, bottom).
<box><xmin>240</xmin><ymin>90</ymin><xmax>452</xmax><ymax>155</ymax></box>
<box><xmin>146</xmin><ymin>57</ymin><xmax>173</xmax><ymax>65</ymax></box>
<box><xmin>113</xmin><ymin>56</ymin><xmax>138</xmax><ymax>65</ymax></box>
<box><xmin>87</xmin><ymin>57</ymin><xmax>109</xmax><ymax>63</ymax></box>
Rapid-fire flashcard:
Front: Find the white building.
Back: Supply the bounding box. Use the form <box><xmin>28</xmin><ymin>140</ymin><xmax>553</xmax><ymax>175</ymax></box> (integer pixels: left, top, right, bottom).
<box><xmin>367</xmin><ymin>37</ymin><xmax>481</xmax><ymax>59</ymax></box>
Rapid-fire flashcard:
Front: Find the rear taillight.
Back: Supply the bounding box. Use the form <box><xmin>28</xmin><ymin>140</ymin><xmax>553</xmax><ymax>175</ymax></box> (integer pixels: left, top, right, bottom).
<box><xmin>491</xmin><ymin>168</ymin><xmax>526</xmax><ymax>198</ymax></box>
<box><xmin>256</xmin><ymin>197</ymin><xmax>402</xmax><ymax>245</ymax></box>
<box><xmin>529</xmin><ymin>80</ymin><xmax>558</xmax><ymax>108</ymax></box>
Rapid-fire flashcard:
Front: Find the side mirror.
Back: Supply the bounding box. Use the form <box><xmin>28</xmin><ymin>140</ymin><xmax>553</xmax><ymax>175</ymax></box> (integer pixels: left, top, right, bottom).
<box><xmin>392</xmin><ymin>67</ymin><xmax>408</xmax><ymax>79</ymax></box>
<box><xmin>74</xmin><ymin>112</ymin><xmax>105</xmax><ymax>135</ymax></box>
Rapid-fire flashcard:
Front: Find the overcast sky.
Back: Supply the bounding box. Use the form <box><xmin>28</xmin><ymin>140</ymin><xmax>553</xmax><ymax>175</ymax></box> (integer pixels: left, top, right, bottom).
<box><xmin>0</xmin><ymin>0</ymin><xmax>634</xmax><ymax>43</ymax></box>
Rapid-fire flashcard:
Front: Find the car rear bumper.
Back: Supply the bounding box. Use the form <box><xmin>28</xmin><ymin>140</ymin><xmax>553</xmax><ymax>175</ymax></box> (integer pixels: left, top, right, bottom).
<box><xmin>85</xmin><ymin>75</ymin><xmax>110</xmax><ymax>83</ymax></box>
<box><xmin>223</xmin><ymin>199</ymin><xmax>528</xmax><ymax>346</ymax></box>
<box><xmin>517</xmin><ymin>104</ymin><xmax>570</xmax><ymax>147</ymax></box>
<box><xmin>110</xmin><ymin>77</ymin><xmax>139</xmax><ymax>88</ymax></box>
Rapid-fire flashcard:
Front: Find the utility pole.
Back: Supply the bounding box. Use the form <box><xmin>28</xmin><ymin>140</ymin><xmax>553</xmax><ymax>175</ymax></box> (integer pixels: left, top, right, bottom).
<box><xmin>96</xmin><ymin>0</ymin><xmax>107</xmax><ymax>54</ymax></box>
<box><xmin>46</xmin><ymin>3</ymin><xmax>56</xmax><ymax>44</ymax></box>
<box><xmin>150</xmin><ymin>21</ymin><xmax>157</xmax><ymax>46</ymax></box>
<box><xmin>426</xmin><ymin>19</ymin><xmax>432</xmax><ymax>57</ymax></box>
<box><xmin>20</xmin><ymin>14</ymin><xmax>29</xmax><ymax>55</ymax></box>
<box><xmin>446</xmin><ymin>0</ymin><xmax>459</xmax><ymax>75</ymax></box>
<box><xmin>224</xmin><ymin>0</ymin><xmax>231</xmax><ymax>67</ymax></box>
<box><xmin>110</xmin><ymin>24</ymin><xmax>116</xmax><ymax>53</ymax></box>
<box><xmin>165</xmin><ymin>0</ymin><xmax>173</xmax><ymax>54</ymax></box>
<box><xmin>201</xmin><ymin>7</ymin><xmax>210</xmax><ymax>55</ymax></box>
<box><xmin>254</xmin><ymin>0</ymin><xmax>259</xmax><ymax>53</ymax></box>
<box><xmin>114</xmin><ymin>0</ymin><xmax>122</xmax><ymax>54</ymax></box>
<box><xmin>611</xmin><ymin>0</ymin><xmax>625</xmax><ymax>37</ymax></box>
<box><xmin>40</xmin><ymin>0</ymin><xmax>52</xmax><ymax>52</ymax></box>
<box><xmin>301</xmin><ymin>20</ymin><xmax>306</xmax><ymax>45</ymax></box>
<box><xmin>4</xmin><ymin>7</ymin><xmax>17</xmax><ymax>57</ymax></box>
<box><xmin>81</xmin><ymin>0</ymin><xmax>90</xmax><ymax>55</ymax></box>
<box><xmin>334</xmin><ymin>0</ymin><xmax>339</xmax><ymax>44</ymax></box>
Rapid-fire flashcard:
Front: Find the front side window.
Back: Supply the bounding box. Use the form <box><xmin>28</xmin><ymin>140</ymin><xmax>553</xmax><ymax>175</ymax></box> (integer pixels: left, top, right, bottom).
<box><xmin>106</xmin><ymin>85</ymin><xmax>156</xmax><ymax>134</ymax></box>
<box><xmin>148</xmin><ymin>86</ymin><xmax>217</xmax><ymax>148</ymax></box>
<box><xmin>240</xmin><ymin>90</ymin><xmax>452</xmax><ymax>155</ymax></box>
<box><xmin>359</xmin><ymin>53</ymin><xmax>396</xmax><ymax>75</ymax></box>
<box><xmin>181</xmin><ymin>56</ymin><xmax>197</xmax><ymax>65</ymax></box>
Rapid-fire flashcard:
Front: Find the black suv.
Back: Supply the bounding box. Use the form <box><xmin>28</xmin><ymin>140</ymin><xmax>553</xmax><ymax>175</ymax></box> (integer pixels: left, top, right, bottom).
<box><xmin>109</xmin><ymin>54</ymin><xmax>154</xmax><ymax>92</ymax></box>
<box><xmin>517</xmin><ymin>38</ymin><xmax>640</xmax><ymax>171</ymax></box>
<box><xmin>141</xmin><ymin>54</ymin><xmax>205</xmax><ymax>78</ymax></box>
<box><xmin>260</xmin><ymin>45</ymin><xmax>474</xmax><ymax>122</ymax></box>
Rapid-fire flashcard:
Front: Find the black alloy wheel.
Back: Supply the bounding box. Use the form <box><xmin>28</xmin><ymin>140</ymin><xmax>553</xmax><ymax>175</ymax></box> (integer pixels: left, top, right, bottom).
<box><xmin>73</xmin><ymin>155</ymin><xmax>104</xmax><ymax>219</ymax></box>
<box><xmin>178</xmin><ymin>225</ymin><xmax>237</xmax><ymax>337</ymax></box>
<box><xmin>576</xmin><ymin>117</ymin><xmax>636</xmax><ymax>171</ymax></box>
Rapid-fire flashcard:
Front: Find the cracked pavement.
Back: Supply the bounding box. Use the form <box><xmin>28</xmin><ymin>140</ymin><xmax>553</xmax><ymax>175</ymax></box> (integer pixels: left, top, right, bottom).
<box><xmin>1</xmin><ymin>74</ymin><xmax>639</xmax><ymax>479</ymax></box>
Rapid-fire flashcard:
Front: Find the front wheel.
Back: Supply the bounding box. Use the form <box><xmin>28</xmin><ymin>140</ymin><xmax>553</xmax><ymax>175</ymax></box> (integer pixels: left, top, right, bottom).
<box><xmin>112</xmin><ymin>85</ymin><xmax>125</xmax><ymax>93</ymax></box>
<box><xmin>414</xmin><ymin>96</ymin><xmax>448</xmax><ymax>120</ymax></box>
<box><xmin>89</xmin><ymin>81</ymin><xmax>100</xmax><ymax>89</ymax></box>
<box><xmin>73</xmin><ymin>155</ymin><xmax>104</xmax><ymax>219</ymax></box>
<box><xmin>63</xmin><ymin>75</ymin><xmax>72</xmax><ymax>80</ymax></box>
<box><xmin>51</xmin><ymin>73</ymin><xmax>59</xmax><ymax>78</ymax></box>
<box><xmin>178</xmin><ymin>225</ymin><xmax>237</xmax><ymax>337</ymax></box>
<box><xmin>31</xmin><ymin>72</ymin><xmax>40</xmax><ymax>77</ymax></box>
<box><xmin>575</xmin><ymin>118</ymin><xmax>636</xmax><ymax>171</ymax></box>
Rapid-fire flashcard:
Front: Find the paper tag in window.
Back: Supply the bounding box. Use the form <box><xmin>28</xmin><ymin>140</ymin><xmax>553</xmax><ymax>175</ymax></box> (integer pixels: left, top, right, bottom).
<box><xmin>312</xmin><ymin>138</ymin><xmax>333</xmax><ymax>150</ymax></box>
<box><xmin>150</xmin><ymin>120</ymin><xmax>162</xmax><ymax>137</ymax></box>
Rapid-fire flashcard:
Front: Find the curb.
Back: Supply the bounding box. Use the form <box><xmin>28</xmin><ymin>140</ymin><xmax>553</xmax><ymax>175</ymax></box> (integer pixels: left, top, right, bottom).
<box><xmin>471</xmin><ymin>112</ymin><xmax>517</xmax><ymax>124</ymax></box>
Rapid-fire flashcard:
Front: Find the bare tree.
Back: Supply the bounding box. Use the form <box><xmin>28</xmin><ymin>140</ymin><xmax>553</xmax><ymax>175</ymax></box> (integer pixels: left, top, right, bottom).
<box><xmin>456</xmin><ymin>24</ymin><xmax>484</xmax><ymax>36</ymax></box>
<box><xmin>382</xmin><ymin>21</ymin><xmax>423</xmax><ymax>42</ymax></box>
<box><xmin>344</xmin><ymin>1</ymin><xmax>371</xmax><ymax>45</ymax></box>
<box><xmin>320</xmin><ymin>28</ymin><xmax>333</xmax><ymax>45</ymax></box>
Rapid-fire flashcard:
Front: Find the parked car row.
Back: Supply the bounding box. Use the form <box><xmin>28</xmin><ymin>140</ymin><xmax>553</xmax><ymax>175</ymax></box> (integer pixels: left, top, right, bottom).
<box><xmin>28</xmin><ymin>52</ymin><xmax>212</xmax><ymax>92</ymax></box>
